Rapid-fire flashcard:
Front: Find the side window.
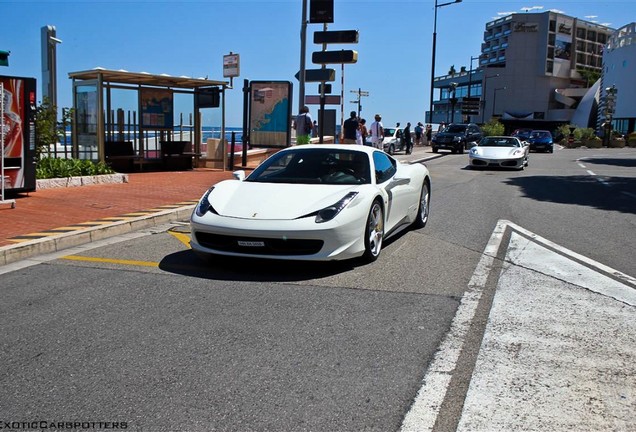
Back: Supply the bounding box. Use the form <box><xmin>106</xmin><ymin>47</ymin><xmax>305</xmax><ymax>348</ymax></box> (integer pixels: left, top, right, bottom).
<box><xmin>373</xmin><ymin>151</ymin><xmax>397</xmax><ymax>183</ymax></box>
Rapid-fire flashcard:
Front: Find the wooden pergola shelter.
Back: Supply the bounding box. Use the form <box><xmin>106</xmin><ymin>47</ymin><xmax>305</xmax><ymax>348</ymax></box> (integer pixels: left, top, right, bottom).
<box><xmin>68</xmin><ymin>67</ymin><xmax>229</xmax><ymax>169</ymax></box>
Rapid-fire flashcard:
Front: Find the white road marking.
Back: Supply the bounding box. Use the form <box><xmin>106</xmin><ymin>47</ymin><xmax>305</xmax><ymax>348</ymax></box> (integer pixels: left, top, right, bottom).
<box><xmin>577</xmin><ymin>162</ymin><xmax>587</xmax><ymax>169</ymax></box>
<box><xmin>587</xmin><ymin>169</ymin><xmax>596</xmax><ymax>176</ymax></box>
<box><xmin>400</xmin><ymin>220</ymin><xmax>508</xmax><ymax>432</ymax></box>
<box><xmin>401</xmin><ymin>220</ymin><xmax>636</xmax><ymax>432</ymax></box>
<box><xmin>457</xmin><ymin>231</ymin><xmax>636</xmax><ymax>431</ymax></box>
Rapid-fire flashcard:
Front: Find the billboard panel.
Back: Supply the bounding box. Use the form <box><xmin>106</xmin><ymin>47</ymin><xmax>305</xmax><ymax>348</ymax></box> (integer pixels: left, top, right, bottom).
<box><xmin>140</xmin><ymin>88</ymin><xmax>174</xmax><ymax>129</ymax></box>
<box><xmin>249</xmin><ymin>81</ymin><xmax>292</xmax><ymax>148</ymax></box>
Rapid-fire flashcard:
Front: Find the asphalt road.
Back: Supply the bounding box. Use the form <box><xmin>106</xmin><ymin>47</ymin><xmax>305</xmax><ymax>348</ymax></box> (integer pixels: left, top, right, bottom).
<box><xmin>1</xmin><ymin>147</ymin><xmax>634</xmax><ymax>431</ymax></box>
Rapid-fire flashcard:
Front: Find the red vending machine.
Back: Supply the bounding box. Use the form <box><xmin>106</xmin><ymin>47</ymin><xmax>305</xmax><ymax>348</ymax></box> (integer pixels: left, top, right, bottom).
<box><xmin>1</xmin><ymin>75</ymin><xmax>37</xmax><ymax>194</ymax></box>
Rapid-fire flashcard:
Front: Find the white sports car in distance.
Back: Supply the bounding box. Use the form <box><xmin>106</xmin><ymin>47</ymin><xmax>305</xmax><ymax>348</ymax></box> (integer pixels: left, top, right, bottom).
<box><xmin>190</xmin><ymin>144</ymin><xmax>431</xmax><ymax>262</ymax></box>
<box><xmin>468</xmin><ymin>136</ymin><xmax>529</xmax><ymax>170</ymax></box>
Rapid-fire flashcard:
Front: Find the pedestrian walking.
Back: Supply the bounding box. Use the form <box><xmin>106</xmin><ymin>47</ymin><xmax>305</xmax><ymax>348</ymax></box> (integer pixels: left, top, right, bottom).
<box><xmin>343</xmin><ymin>111</ymin><xmax>359</xmax><ymax>144</ymax></box>
<box><xmin>359</xmin><ymin>119</ymin><xmax>368</xmax><ymax>145</ymax></box>
<box><xmin>425</xmin><ymin>124</ymin><xmax>432</xmax><ymax>146</ymax></box>
<box><xmin>295</xmin><ymin>106</ymin><xmax>314</xmax><ymax>144</ymax></box>
<box><xmin>370</xmin><ymin>114</ymin><xmax>384</xmax><ymax>149</ymax></box>
<box><xmin>404</xmin><ymin>122</ymin><xmax>413</xmax><ymax>154</ymax></box>
<box><xmin>414</xmin><ymin>122</ymin><xmax>424</xmax><ymax>146</ymax></box>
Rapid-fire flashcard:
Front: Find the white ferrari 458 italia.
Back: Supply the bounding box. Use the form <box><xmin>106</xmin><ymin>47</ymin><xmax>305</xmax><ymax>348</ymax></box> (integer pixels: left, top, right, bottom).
<box><xmin>190</xmin><ymin>144</ymin><xmax>431</xmax><ymax>262</ymax></box>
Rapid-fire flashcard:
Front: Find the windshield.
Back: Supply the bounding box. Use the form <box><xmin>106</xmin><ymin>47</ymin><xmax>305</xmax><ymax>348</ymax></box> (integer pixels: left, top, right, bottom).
<box><xmin>246</xmin><ymin>148</ymin><xmax>371</xmax><ymax>185</ymax></box>
<box><xmin>478</xmin><ymin>137</ymin><xmax>519</xmax><ymax>147</ymax></box>
<box><xmin>445</xmin><ymin>125</ymin><xmax>467</xmax><ymax>133</ymax></box>
<box><xmin>383</xmin><ymin>128</ymin><xmax>396</xmax><ymax>136</ymax></box>
<box><xmin>529</xmin><ymin>131</ymin><xmax>551</xmax><ymax>139</ymax></box>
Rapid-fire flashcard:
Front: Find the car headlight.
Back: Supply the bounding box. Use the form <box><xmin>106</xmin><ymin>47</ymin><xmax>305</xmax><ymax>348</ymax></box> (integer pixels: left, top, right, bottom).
<box><xmin>195</xmin><ymin>187</ymin><xmax>215</xmax><ymax>217</ymax></box>
<box><xmin>470</xmin><ymin>147</ymin><xmax>479</xmax><ymax>154</ymax></box>
<box><xmin>453</xmin><ymin>136</ymin><xmax>462</xmax><ymax>142</ymax></box>
<box><xmin>314</xmin><ymin>192</ymin><xmax>358</xmax><ymax>223</ymax></box>
<box><xmin>512</xmin><ymin>149</ymin><xmax>524</xmax><ymax>156</ymax></box>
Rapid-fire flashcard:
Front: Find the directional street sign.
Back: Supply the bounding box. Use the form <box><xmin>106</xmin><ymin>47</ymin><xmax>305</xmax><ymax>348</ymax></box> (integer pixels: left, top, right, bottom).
<box><xmin>305</xmin><ymin>95</ymin><xmax>341</xmax><ymax>105</ymax></box>
<box><xmin>461</xmin><ymin>96</ymin><xmax>481</xmax><ymax>115</ymax></box>
<box><xmin>312</xmin><ymin>50</ymin><xmax>358</xmax><ymax>65</ymax></box>
<box><xmin>294</xmin><ymin>68</ymin><xmax>336</xmax><ymax>82</ymax></box>
<box><xmin>313</xmin><ymin>30</ymin><xmax>359</xmax><ymax>44</ymax></box>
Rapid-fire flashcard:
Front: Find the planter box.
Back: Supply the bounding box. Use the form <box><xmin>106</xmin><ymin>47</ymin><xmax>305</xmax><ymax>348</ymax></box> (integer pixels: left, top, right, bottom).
<box><xmin>36</xmin><ymin>173</ymin><xmax>128</xmax><ymax>190</ymax></box>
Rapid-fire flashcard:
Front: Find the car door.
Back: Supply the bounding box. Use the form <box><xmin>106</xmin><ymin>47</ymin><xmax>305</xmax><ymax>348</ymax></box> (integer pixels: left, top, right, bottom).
<box><xmin>373</xmin><ymin>151</ymin><xmax>412</xmax><ymax>232</ymax></box>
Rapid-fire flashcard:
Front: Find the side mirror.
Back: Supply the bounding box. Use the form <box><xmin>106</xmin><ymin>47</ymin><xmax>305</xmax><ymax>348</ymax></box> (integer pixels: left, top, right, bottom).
<box><xmin>233</xmin><ymin>170</ymin><xmax>246</xmax><ymax>181</ymax></box>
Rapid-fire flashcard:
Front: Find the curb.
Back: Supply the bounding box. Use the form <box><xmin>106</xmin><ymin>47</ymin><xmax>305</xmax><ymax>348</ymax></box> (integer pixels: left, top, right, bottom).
<box><xmin>36</xmin><ymin>173</ymin><xmax>129</xmax><ymax>190</ymax></box>
<box><xmin>0</xmin><ymin>205</ymin><xmax>194</xmax><ymax>267</ymax></box>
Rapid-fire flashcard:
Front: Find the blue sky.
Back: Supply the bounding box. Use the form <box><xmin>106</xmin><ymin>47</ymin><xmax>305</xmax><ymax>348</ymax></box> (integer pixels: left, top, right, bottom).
<box><xmin>1</xmin><ymin>0</ymin><xmax>633</xmax><ymax>128</ymax></box>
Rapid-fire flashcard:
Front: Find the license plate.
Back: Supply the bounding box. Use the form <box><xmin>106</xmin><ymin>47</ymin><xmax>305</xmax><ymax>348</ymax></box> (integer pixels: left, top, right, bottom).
<box><xmin>238</xmin><ymin>240</ymin><xmax>265</xmax><ymax>247</ymax></box>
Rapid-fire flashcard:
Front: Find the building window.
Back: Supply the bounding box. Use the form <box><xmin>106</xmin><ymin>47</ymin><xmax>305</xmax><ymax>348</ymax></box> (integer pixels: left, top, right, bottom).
<box><xmin>548</xmin><ymin>47</ymin><xmax>555</xmax><ymax>59</ymax></box>
<box><xmin>546</xmin><ymin>60</ymin><xmax>554</xmax><ymax>73</ymax></box>
<box><xmin>587</xmin><ymin>30</ymin><xmax>597</xmax><ymax>42</ymax></box>
<box><xmin>577</xmin><ymin>27</ymin><xmax>586</xmax><ymax>39</ymax></box>
<box><xmin>598</xmin><ymin>33</ymin><xmax>607</xmax><ymax>44</ymax></box>
<box><xmin>576</xmin><ymin>52</ymin><xmax>586</xmax><ymax>64</ymax></box>
<box><xmin>576</xmin><ymin>40</ymin><xmax>585</xmax><ymax>51</ymax></box>
<box><xmin>549</xmin><ymin>20</ymin><xmax>556</xmax><ymax>32</ymax></box>
<box><xmin>548</xmin><ymin>33</ymin><xmax>556</xmax><ymax>46</ymax></box>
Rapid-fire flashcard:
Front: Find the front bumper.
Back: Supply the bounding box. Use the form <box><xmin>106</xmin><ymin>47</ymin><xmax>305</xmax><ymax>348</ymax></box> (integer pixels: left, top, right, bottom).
<box><xmin>469</xmin><ymin>155</ymin><xmax>525</xmax><ymax>169</ymax></box>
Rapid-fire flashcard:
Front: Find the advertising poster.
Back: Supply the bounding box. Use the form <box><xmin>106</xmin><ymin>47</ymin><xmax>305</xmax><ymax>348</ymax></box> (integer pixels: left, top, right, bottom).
<box><xmin>1</xmin><ymin>78</ymin><xmax>25</xmax><ymax>189</ymax></box>
<box><xmin>249</xmin><ymin>81</ymin><xmax>292</xmax><ymax>148</ymax></box>
<box><xmin>140</xmin><ymin>88</ymin><xmax>174</xmax><ymax>129</ymax></box>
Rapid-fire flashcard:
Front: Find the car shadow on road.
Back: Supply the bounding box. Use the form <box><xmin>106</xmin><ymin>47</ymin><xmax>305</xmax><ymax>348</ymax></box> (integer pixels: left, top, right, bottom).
<box><xmin>158</xmin><ymin>232</ymin><xmax>409</xmax><ymax>282</ymax></box>
<box><xmin>504</xmin><ymin>175</ymin><xmax>636</xmax><ymax>214</ymax></box>
<box><xmin>159</xmin><ymin>249</ymin><xmax>364</xmax><ymax>282</ymax></box>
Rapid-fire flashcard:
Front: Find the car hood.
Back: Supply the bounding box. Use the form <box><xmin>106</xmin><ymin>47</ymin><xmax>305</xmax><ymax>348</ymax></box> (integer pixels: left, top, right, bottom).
<box><xmin>472</xmin><ymin>147</ymin><xmax>524</xmax><ymax>158</ymax></box>
<box><xmin>205</xmin><ymin>180</ymin><xmax>362</xmax><ymax>220</ymax></box>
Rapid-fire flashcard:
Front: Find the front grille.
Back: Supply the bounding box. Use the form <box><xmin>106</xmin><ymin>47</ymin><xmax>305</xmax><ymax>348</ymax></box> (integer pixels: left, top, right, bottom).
<box><xmin>501</xmin><ymin>160</ymin><xmax>518</xmax><ymax>167</ymax></box>
<box><xmin>196</xmin><ymin>232</ymin><xmax>324</xmax><ymax>256</ymax></box>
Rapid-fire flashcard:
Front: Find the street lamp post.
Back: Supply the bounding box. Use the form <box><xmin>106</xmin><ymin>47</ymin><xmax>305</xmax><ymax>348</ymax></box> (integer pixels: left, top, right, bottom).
<box><xmin>603</xmin><ymin>85</ymin><xmax>618</xmax><ymax>147</ymax></box>
<box><xmin>429</xmin><ymin>0</ymin><xmax>462</xmax><ymax>125</ymax></box>
<box><xmin>466</xmin><ymin>55</ymin><xmax>479</xmax><ymax>122</ymax></box>
<box><xmin>448</xmin><ymin>82</ymin><xmax>458</xmax><ymax>123</ymax></box>
<box><xmin>493</xmin><ymin>87</ymin><xmax>506</xmax><ymax>118</ymax></box>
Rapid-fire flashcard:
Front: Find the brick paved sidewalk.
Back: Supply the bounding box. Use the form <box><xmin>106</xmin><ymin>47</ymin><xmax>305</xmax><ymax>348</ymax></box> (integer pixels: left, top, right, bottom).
<box><xmin>0</xmin><ymin>169</ymin><xmax>233</xmax><ymax>248</ymax></box>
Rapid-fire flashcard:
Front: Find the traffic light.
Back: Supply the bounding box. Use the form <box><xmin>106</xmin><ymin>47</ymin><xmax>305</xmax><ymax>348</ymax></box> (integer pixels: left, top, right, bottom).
<box><xmin>313</xmin><ymin>30</ymin><xmax>359</xmax><ymax>44</ymax></box>
<box><xmin>312</xmin><ymin>50</ymin><xmax>358</xmax><ymax>64</ymax></box>
<box><xmin>0</xmin><ymin>50</ymin><xmax>10</xmax><ymax>67</ymax></box>
<box><xmin>309</xmin><ymin>0</ymin><xmax>334</xmax><ymax>23</ymax></box>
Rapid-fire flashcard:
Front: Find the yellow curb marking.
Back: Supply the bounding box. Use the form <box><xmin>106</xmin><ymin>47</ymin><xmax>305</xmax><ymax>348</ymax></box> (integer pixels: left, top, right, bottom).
<box><xmin>62</xmin><ymin>255</ymin><xmax>159</xmax><ymax>267</ymax></box>
<box><xmin>169</xmin><ymin>230</ymin><xmax>191</xmax><ymax>249</ymax></box>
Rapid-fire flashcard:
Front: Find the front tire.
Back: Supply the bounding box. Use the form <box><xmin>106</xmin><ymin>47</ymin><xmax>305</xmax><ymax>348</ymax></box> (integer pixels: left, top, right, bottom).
<box><xmin>362</xmin><ymin>200</ymin><xmax>384</xmax><ymax>262</ymax></box>
<box><xmin>412</xmin><ymin>181</ymin><xmax>430</xmax><ymax>229</ymax></box>
<box><xmin>388</xmin><ymin>144</ymin><xmax>395</xmax><ymax>155</ymax></box>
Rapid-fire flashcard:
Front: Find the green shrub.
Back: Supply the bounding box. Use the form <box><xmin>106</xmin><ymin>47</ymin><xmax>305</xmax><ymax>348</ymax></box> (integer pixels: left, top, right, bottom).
<box><xmin>481</xmin><ymin>119</ymin><xmax>504</xmax><ymax>137</ymax></box>
<box><xmin>579</xmin><ymin>128</ymin><xmax>597</xmax><ymax>141</ymax></box>
<box><xmin>36</xmin><ymin>157</ymin><xmax>115</xmax><ymax>179</ymax></box>
<box><xmin>627</xmin><ymin>132</ymin><xmax>636</xmax><ymax>147</ymax></box>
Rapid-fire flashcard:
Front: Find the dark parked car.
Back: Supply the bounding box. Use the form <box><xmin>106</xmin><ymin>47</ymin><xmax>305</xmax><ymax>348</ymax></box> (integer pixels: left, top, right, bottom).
<box><xmin>432</xmin><ymin>123</ymin><xmax>483</xmax><ymax>154</ymax></box>
<box><xmin>527</xmin><ymin>130</ymin><xmax>554</xmax><ymax>153</ymax></box>
<box><xmin>511</xmin><ymin>128</ymin><xmax>533</xmax><ymax>142</ymax></box>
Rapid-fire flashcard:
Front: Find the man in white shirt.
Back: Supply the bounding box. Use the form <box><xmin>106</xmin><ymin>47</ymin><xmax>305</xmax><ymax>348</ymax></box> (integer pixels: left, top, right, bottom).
<box><xmin>370</xmin><ymin>114</ymin><xmax>384</xmax><ymax>149</ymax></box>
